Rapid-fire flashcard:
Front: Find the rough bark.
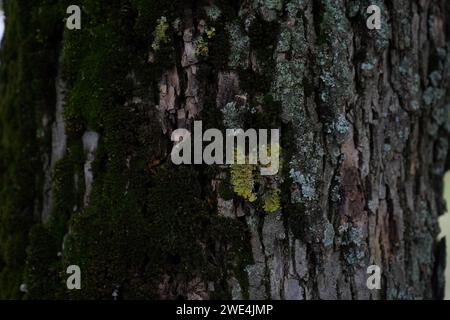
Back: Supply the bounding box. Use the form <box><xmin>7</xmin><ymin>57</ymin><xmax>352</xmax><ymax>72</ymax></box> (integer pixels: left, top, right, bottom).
<box><xmin>0</xmin><ymin>0</ymin><xmax>449</xmax><ymax>300</ymax></box>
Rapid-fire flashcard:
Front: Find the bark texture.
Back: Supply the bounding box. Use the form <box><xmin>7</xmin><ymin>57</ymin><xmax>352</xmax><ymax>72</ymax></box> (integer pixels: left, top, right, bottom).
<box><xmin>0</xmin><ymin>0</ymin><xmax>449</xmax><ymax>300</ymax></box>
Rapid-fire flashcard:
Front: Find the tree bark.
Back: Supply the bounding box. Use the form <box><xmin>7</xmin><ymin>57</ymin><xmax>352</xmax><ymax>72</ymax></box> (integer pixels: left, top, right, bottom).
<box><xmin>0</xmin><ymin>0</ymin><xmax>449</xmax><ymax>300</ymax></box>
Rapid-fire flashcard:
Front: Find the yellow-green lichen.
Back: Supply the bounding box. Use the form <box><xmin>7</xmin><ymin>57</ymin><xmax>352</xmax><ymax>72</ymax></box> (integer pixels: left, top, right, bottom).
<box><xmin>206</xmin><ymin>27</ymin><xmax>216</xmax><ymax>39</ymax></box>
<box><xmin>195</xmin><ymin>27</ymin><xmax>216</xmax><ymax>56</ymax></box>
<box><xmin>195</xmin><ymin>37</ymin><xmax>210</xmax><ymax>56</ymax></box>
<box><xmin>151</xmin><ymin>16</ymin><xmax>170</xmax><ymax>51</ymax></box>
<box><xmin>263</xmin><ymin>188</ymin><xmax>281</xmax><ymax>213</ymax></box>
<box><xmin>230</xmin><ymin>163</ymin><xmax>257</xmax><ymax>202</ymax></box>
<box><xmin>229</xmin><ymin>145</ymin><xmax>282</xmax><ymax>213</ymax></box>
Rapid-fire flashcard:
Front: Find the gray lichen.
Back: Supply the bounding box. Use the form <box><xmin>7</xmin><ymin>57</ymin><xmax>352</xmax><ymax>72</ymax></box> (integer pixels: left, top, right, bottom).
<box><xmin>250</xmin><ymin>0</ymin><xmax>283</xmax><ymax>21</ymax></box>
<box><xmin>289</xmin><ymin>169</ymin><xmax>316</xmax><ymax>201</ymax></box>
<box><xmin>222</xmin><ymin>101</ymin><xmax>244</xmax><ymax>128</ymax></box>
<box><xmin>205</xmin><ymin>5</ymin><xmax>222</xmax><ymax>22</ymax></box>
<box><xmin>323</xmin><ymin>222</ymin><xmax>335</xmax><ymax>247</ymax></box>
<box><xmin>286</xmin><ymin>0</ymin><xmax>307</xmax><ymax>16</ymax></box>
<box><xmin>226</xmin><ymin>23</ymin><xmax>250</xmax><ymax>69</ymax></box>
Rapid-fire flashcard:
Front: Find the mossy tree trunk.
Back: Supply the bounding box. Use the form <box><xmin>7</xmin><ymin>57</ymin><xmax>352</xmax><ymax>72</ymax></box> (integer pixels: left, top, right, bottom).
<box><xmin>0</xmin><ymin>0</ymin><xmax>449</xmax><ymax>300</ymax></box>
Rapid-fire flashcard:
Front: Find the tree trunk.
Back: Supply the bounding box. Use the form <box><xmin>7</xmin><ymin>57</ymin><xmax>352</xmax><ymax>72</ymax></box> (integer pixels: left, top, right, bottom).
<box><xmin>0</xmin><ymin>0</ymin><xmax>449</xmax><ymax>300</ymax></box>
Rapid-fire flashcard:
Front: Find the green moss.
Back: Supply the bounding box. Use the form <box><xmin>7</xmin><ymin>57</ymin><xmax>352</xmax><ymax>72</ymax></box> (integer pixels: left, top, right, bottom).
<box><xmin>1</xmin><ymin>0</ymin><xmax>257</xmax><ymax>300</ymax></box>
<box><xmin>253</xmin><ymin>94</ymin><xmax>282</xmax><ymax>129</ymax></box>
<box><xmin>208</xmin><ymin>217</ymin><xmax>253</xmax><ymax>299</ymax></box>
<box><xmin>206</xmin><ymin>14</ymin><xmax>232</xmax><ymax>71</ymax></box>
<box><xmin>200</xmin><ymin>101</ymin><xmax>225</xmax><ymax>131</ymax></box>
<box><xmin>0</xmin><ymin>0</ymin><xmax>64</xmax><ymax>299</ymax></box>
<box><xmin>248</xmin><ymin>14</ymin><xmax>279</xmax><ymax>69</ymax></box>
<box><xmin>23</xmin><ymin>119</ymin><xmax>84</xmax><ymax>299</ymax></box>
<box><xmin>24</xmin><ymin>225</ymin><xmax>63</xmax><ymax>299</ymax></box>
<box><xmin>63</xmin><ymin>19</ymin><xmax>133</xmax><ymax>133</ymax></box>
<box><xmin>235</xmin><ymin>14</ymin><xmax>279</xmax><ymax>98</ymax></box>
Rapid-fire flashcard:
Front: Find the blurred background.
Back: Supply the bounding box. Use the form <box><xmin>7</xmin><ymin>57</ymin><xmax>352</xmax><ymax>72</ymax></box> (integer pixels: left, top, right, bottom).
<box><xmin>0</xmin><ymin>5</ymin><xmax>4</xmax><ymax>43</ymax></box>
<box><xmin>439</xmin><ymin>173</ymin><xmax>450</xmax><ymax>299</ymax></box>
